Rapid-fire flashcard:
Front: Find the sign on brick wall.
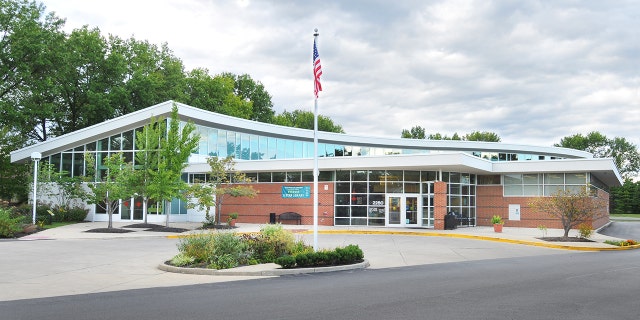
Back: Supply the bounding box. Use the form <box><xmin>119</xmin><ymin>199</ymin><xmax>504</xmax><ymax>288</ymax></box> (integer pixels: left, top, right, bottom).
<box><xmin>281</xmin><ymin>186</ymin><xmax>311</xmax><ymax>198</ymax></box>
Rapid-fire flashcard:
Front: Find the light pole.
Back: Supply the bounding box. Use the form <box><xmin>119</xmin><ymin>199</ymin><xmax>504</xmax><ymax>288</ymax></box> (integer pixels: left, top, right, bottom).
<box><xmin>31</xmin><ymin>152</ymin><xmax>42</xmax><ymax>225</ymax></box>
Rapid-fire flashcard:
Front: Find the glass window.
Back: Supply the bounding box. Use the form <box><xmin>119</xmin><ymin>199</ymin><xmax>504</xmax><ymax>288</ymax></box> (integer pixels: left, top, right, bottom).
<box><xmin>421</xmin><ymin>171</ymin><xmax>437</xmax><ymax>182</ymax></box>
<box><xmin>61</xmin><ymin>153</ymin><xmax>72</xmax><ymax>176</ymax></box>
<box><xmin>217</xmin><ymin>130</ymin><xmax>227</xmax><ymax>158</ymax></box>
<box><xmin>86</xmin><ymin>141</ymin><xmax>96</xmax><ymax>152</ymax></box>
<box><xmin>335</xmin><ymin>194</ymin><xmax>350</xmax><ymax>205</ymax></box>
<box><xmin>110</xmin><ymin>134</ymin><xmax>122</xmax><ymax>151</ymax></box>
<box><xmin>276</xmin><ymin>138</ymin><xmax>285</xmax><ymax>159</ymax></box>
<box><xmin>250</xmin><ymin>135</ymin><xmax>260</xmax><ymax>160</ymax></box>
<box><xmin>352</xmin><ymin>170</ymin><xmax>367</xmax><ymax>181</ymax></box>
<box><xmin>351</xmin><ymin>206</ymin><xmax>367</xmax><ymax>217</ymax></box>
<box><xmin>545</xmin><ymin>173</ymin><xmax>564</xmax><ymax>184</ymax></box>
<box><xmin>272</xmin><ymin>172</ymin><xmax>286</xmax><ymax>182</ymax></box>
<box><xmin>258</xmin><ymin>172</ymin><xmax>271</xmax><ymax>182</ymax></box>
<box><xmin>478</xmin><ymin>175</ymin><xmax>500</xmax><ymax>185</ymax></box>
<box><xmin>504</xmin><ymin>174</ymin><xmax>523</xmax><ymax>185</ymax></box>
<box><xmin>285</xmin><ymin>172</ymin><xmax>301</xmax><ymax>182</ymax></box>
<box><xmin>335</xmin><ymin>182</ymin><xmax>350</xmax><ymax>193</ymax></box>
<box><xmin>523</xmin><ymin>174</ymin><xmax>540</xmax><ymax>184</ymax></box>
<box><xmin>504</xmin><ymin>185</ymin><xmax>523</xmax><ymax>196</ymax></box>
<box><xmin>335</xmin><ymin>206</ymin><xmax>350</xmax><ymax>217</ymax></box>
<box><xmin>404</xmin><ymin>171</ymin><xmax>420</xmax><ymax>182</ymax></box>
<box><xmin>336</xmin><ymin>170</ymin><xmax>350</xmax><ymax>181</ymax></box>
<box><xmin>565</xmin><ymin>173</ymin><xmax>587</xmax><ymax>184</ymax></box>
<box><xmin>352</xmin><ymin>182</ymin><xmax>367</xmax><ymax>193</ymax></box>
<box><xmin>318</xmin><ymin>171</ymin><xmax>334</xmax><ymax>181</ymax></box>
<box><xmin>122</xmin><ymin>131</ymin><xmax>134</xmax><ymax>150</ymax></box>
<box><xmin>301</xmin><ymin>171</ymin><xmax>314</xmax><ymax>182</ymax></box>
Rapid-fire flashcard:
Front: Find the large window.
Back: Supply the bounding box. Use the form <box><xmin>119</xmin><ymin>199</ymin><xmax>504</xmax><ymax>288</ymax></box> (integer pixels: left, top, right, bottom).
<box><xmin>503</xmin><ymin>173</ymin><xmax>588</xmax><ymax>196</ymax></box>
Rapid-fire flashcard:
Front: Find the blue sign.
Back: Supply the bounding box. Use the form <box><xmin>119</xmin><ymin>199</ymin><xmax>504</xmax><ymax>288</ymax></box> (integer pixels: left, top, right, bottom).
<box><xmin>282</xmin><ymin>186</ymin><xmax>311</xmax><ymax>199</ymax></box>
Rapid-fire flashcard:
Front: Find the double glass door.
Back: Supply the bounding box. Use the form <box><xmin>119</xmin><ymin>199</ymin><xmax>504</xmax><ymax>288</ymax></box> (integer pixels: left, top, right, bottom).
<box><xmin>386</xmin><ymin>194</ymin><xmax>420</xmax><ymax>227</ymax></box>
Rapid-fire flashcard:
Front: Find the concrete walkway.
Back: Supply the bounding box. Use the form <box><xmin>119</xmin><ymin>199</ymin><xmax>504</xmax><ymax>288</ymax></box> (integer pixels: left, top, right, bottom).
<box><xmin>1</xmin><ymin>221</ymin><xmax>637</xmax><ymax>301</ymax></box>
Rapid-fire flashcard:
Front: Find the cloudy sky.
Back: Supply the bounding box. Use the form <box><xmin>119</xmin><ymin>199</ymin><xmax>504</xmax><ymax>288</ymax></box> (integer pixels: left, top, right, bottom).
<box><xmin>43</xmin><ymin>0</ymin><xmax>639</xmax><ymax>147</ymax></box>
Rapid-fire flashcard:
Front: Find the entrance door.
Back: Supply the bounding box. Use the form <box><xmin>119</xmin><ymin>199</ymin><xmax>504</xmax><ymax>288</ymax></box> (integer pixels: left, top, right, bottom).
<box><xmin>386</xmin><ymin>194</ymin><xmax>420</xmax><ymax>227</ymax></box>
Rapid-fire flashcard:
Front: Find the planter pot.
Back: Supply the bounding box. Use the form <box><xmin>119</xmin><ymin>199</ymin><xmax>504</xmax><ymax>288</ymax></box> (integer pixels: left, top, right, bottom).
<box><xmin>493</xmin><ymin>223</ymin><xmax>503</xmax><ymax>233</ymax></box>
<box><xmin>228</xmin><ymin>219</ymin><xmax>236</xmax><ymax>227</ymax></box>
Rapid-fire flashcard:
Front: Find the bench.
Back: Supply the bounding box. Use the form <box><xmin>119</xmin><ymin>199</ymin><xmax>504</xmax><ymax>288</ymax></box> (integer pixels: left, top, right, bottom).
<box><xmin>278</xmin><ymin>212</ymin><xmax>302</xmax><ymax>225</ymax></box>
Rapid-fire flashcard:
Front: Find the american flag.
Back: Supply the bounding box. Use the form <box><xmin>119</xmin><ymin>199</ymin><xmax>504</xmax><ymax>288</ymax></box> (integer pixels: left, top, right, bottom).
<box><xmin>313</xmin><ymin>38</ymin><xmax>322</xmax><ymax>98</ymax></box>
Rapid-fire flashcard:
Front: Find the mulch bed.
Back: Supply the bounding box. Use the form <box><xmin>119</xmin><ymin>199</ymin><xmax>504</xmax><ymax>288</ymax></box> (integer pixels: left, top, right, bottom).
<box><xmin>199</xmin><ymin>224</ymin><xmax>237</xmax><ymax>230</ymax></box>
<box><xmin>537</xmin><ymin>237</ymin><xmax>594</xmax><ymax>242</ymax></box>
<box><xmin>85</xmin><ymin>228</ymin><xmax>135</xmax><ymax>233</ymax></box>
<box><xmin>144</xmin><ymin>226</ymin><xmax>190</xmax><ymax>233</ymax></box>
<box><xmin>123</xmin><ymin>223</ymin><xmax>164</xmax><ymax>229</ymax></box>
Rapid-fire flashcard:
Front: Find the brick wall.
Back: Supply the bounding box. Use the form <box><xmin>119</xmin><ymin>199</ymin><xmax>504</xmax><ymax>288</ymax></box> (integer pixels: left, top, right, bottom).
<box><xmin>221</xmin><ymin>182</ymin><xmax>335</xmax><ymax>225</ymax></box>
<box><xmin>477</xmin><ymin>185</ymin><xmax>610</xmax><ymax>229</ymax></box>
<box><xmin>433</xmin><ymin>181</ymin><xmax>447</xmax><ymax>230</ymax></box>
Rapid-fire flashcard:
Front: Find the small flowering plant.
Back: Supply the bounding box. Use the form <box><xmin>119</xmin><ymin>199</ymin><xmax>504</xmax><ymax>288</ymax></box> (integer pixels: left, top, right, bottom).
<box><xmin>491</xmin><ymin>215</ymin><xmax>504</xmax><ymax>225</ymax></box>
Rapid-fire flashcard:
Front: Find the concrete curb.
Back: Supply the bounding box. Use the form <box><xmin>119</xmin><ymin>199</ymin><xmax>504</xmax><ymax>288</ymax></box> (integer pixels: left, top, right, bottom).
<box><xmin>167</xmin><ymin>229</ymin><xmax>640</xmax><ymax>251</ymax></box>
<box><xmin>158</xmin><ymin>259</ymin><xmax>370</xmax><ymax>276</ymax></box>
<box><xmin>298</xmin><ymin>230</ymin><xmax>640</xmax><ymax>252</ymax></box>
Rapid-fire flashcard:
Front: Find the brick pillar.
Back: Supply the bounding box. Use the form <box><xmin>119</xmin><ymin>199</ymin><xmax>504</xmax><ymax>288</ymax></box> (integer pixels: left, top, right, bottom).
<box><xmin>433</xmin><ymin>181</ymin><xmax>447</xmax><ymax>230</ymax></box>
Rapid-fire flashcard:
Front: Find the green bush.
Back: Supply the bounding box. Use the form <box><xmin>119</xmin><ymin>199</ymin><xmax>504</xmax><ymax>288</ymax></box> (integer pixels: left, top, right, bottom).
<box><xmin>177</xmin><ymin>233</ymin><xmax>217</xmax><ymax>263</ymax></box>
<box><xmin>245</xmin><ymin>224</ymin><xmax>301</xmax><ymax>263</ymax></box>
<box><xmin>62</xmin><ymin>206</ymin><xmax>88</xmax><ymax>222</ymax></box>
<box><xmin>276</xmin><ymin>245</ymin><xmax>365</xmax><ymax>269</ymax></box>
<box><xmin>274</xmin><ymin>255</ymin><xmax>296</xmax><ymax>269</ymax></box>
<box><xmin>170</xmin><ymin>253</ymin><xmax>196</xmax><ymax>267</ymax></box>
<box><xmin>0</xmin><ymin>208</ymin><xmax>24</xmax><ymax>238</ymax></box>
<box><xmin>176</xmin><ymin>232</ymin><xmax>249</xmax><ymax>269</ymax></box>
<box><xmin>578</xmin><ymin>223</ymin><xmax>593</xmax><ymax>239</ymax></box>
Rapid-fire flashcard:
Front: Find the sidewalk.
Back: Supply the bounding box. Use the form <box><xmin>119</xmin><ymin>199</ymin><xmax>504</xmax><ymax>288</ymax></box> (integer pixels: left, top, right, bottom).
<box><xmin>2</xmin><ymin>221</ymin><xmax>637</xmax><ymax>301</ymax></box>
<box><xmin>18</xmin><ymin>221</ymin><xmax>635</xmax><ymax>250</ymax></box>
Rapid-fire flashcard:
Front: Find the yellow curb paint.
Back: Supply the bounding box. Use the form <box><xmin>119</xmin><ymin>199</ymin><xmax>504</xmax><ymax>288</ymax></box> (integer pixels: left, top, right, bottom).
<box><xmin>166</xmin><ymin>229</ymin><xmax>639</xmax><ymax>252</ymax></box>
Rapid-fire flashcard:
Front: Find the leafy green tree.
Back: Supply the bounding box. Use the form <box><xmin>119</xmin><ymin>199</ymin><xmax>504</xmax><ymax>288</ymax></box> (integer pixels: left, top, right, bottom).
<box><xmin>111</xmin><ymin>37</ymin><xmax>187</xmax><ymax>116</ymax></box>
<box><xmin>148</xmin><ymin>104</ymin><xmax>199</xmax><ymax>226</ymax></box>
<box><xmin>610</xmin><ymin>179</ymin><xmax>640</xmax><ymax>214</ymax></box>
<box><xmin>132</xmin><ymin>115</ymin><xmax>163</xmax><ymax>224</ymax></box>
<box><xmin>464</xmin><ymin>131</ymin><xmax>501</xmax><ymax>142</ymax></box>
<box><xmin>85</xmin><ymin>152</ymin><xmax>133</xmax><ymax>229</ymax></box>
<box><xmin>555</xmin><ymin>132</ymin><xmax>640</xmax><ymax>179</ymax></box>
<box><xmin>0</xmin><ymin>0</ymin><xmax>66</xmax><ymax>142</ymax></box>
<box><xmin>203</xmin><ymin>156</ymin><xmax>257</xmax><ymax>225</ymax></box>
<box><xmin>222</xmin><ymin>73</ymin><xmax>275</xmax><ymax>123</ymax></box>
<box><xmin>272</xmin><ymin>109</ymin><xmax>345</xmax><ymax>133</ymax></box>
<box><xmin>401</xmin><ymin>126</ymin><xmax>426</xmax><ymax>139</ymax></box>
<box><xmin>0</xmin><ymin>127</ymin><xmax>29</xmax><ymax>201</ymax></box>
<box><xmin>37</xmin><ymin>163</ymin><xmax>87</xmax><ymax>210</ymax></box>
<box><xmin>529</xmin><ymin>186</ymin><xmax>607</xmax><ymax>238</ymax></box>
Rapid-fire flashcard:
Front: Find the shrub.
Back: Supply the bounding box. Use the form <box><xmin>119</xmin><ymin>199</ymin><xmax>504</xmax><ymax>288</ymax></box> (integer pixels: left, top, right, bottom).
<box><xmin>177</xmin><ymin>233</ymin><xmax>217</xmax><ymax>263</ymax></box>
<box><xmin>578</xmin><ymin>223</ymin><xmax>593</xmax><ymax>239</ymax></box>
<box><xmin>170</xmin><ymin>253</ymin><xmax>196</xmax><ymax>267</ymax></box>
<box><xmin>176</xmin><ymin>232</ymin><xmax>249</xmax><ymax>269</ymax></box>
<box><xmin>246</xmin><ymin>224</ymin><xmax>298</xmax><ymax>263</ymax></box>
<box><xmin>0</xmin><ymin>208</ymin><xmax>24</xmax><ymax>238</ymax></box>
<box><xmin>276</xmin><ymin>245</ymin><xmax>365</xmax><ymax>269</ymax></box>
<box><xmin>64</xmin><ymin>206</ymin><xmax>89</xmax><ymax>222</ymax></box>
<box><xmin>274</xmin><ymin>255</ymin><xmax>296</xmax><ymax>269</ymax></box>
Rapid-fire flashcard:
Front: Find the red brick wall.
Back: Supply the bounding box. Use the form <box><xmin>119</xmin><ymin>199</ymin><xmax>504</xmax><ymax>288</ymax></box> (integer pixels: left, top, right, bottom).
<box><xmin>221</xmin><ymin>182</ymin><xmax>335</xmax><ymax>225</ymax></box>
<box><xmin>477</xmin><ymin>185</ymin><xmax>610</xmax><ymax>229</ymax></box>
<box><xmin>433</xmin><ymin>181</ymin><xmax>447</xmax><ymax>230</ymax></box>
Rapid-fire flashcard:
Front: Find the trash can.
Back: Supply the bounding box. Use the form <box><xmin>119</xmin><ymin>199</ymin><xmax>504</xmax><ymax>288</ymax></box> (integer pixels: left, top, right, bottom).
<box><xmin>444</xmin><ymin>212</ymin><xmax>457</xmax><ymax>230</ymax></box>
<box><xmin>269</xmin><ymin>212</ymin><xmax>277</xmax><ymax>224</ymax></box>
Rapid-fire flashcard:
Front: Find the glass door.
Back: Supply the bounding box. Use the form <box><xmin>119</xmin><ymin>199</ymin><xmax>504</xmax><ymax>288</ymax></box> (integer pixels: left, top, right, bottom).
<box><xmin>386</xmin><ymin>194</ymin><xmax>421</xmax><ymax>227</ymax></box>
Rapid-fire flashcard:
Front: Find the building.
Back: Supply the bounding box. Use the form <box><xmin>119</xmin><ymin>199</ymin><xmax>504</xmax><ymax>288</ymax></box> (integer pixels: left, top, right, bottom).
<box><xmin>11</xmin><ymin>101</ymin><xmax>622</xmax><ymax>229</ymax></box>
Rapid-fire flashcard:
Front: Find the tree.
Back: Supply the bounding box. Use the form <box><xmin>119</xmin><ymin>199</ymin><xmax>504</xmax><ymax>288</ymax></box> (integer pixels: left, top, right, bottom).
<box><xmin>272</xmin><ymin>109</ymin><xmax>345</xmax><ymax>133</ymax></box>
<box><xmin>463</xmin><ymin>131</ymin><xmax>501</xmax><ymax>142</ymax></box>
<box><xmin>401</xmin><ymin>126</ymin><xmax>426</xmax><ymax>139</ymax></box>
<box><xmin>222</xmin><ymin>72</ymin><xmax>275</xmax><ymax>123</ymax></box>
<box><xmin>148</xmin><ymin>104</ymin><xmax>199</xmax><ymax>227</ymax></box>
<box><xmin>610</xmin><ymin>179</ymin><xmax>640</xmax><ymax>214</ymax></box>
<box><xmin>529</xmin><ymin>186</ymin><xmax>607</xmax><ymax>238</ymax></box>
<box><xmin>0</xmin><ymin>127</ymin><xmax>29</xmax><ymax>201</ymax></box>
<box><xmin>85</xmin><ymin>153</ymin><xmax>132</xmax><ymax>229</ymax></box>
<box><xmin>131</xmin><ymin>115</ymin><xmax>163</xmax><ymax>224</ymax></box>
<box><xmin>202</xmin><ymin>155</ymin><xmax>257</xmax><ymax>225</ymax></box>
<box><xmin>38</xmin><ymin>163</ymin><xmax>87</xmax><ymax>210</ymax></box>
<box><xmin>555</xmin><ymin>132</ymin><xmax>640</xmax><ymax>179</ymax></box>
<box><xmin>0</xmin><ymin>0</ymin><xmax>66</xmax><ymax>142</ymax></box>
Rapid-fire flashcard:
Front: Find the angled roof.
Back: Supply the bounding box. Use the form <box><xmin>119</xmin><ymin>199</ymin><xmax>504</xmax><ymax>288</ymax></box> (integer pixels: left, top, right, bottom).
<box><xmin>10</xmin><ymin>100</ymin><xmax>621</xmax><ymax>186</ymax></box>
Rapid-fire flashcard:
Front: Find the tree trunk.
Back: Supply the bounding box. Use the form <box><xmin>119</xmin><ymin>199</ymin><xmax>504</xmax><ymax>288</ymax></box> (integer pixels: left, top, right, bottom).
<box><xmin>143</xmin><ymin>197</ymin><xmax>148</xmax><ymax>224</ymax></box>
<box><xmin>106</xmin><ymin>199</ymin><xmax>113</xmax><ymax>229</ymax></box>
<box><xmin>165</xmin><ymin>199</ymin><xmax>170</xmax><ymax>227</ymax></box>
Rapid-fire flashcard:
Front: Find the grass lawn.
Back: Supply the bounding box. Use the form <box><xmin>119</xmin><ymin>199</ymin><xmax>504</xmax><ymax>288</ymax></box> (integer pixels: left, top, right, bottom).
<box><xmin>610</xmin><ymin>213</ymin><xmax>640</xmax><ymax>218</ymax></box>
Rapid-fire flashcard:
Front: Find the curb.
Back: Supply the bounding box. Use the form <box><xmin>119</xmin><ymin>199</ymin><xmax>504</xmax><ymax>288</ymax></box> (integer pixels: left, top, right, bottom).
<box><xmin>166</xmin><ymin>229</ymin><xmax>640</xmax><ymax>252</ymax></box>
<box><xmin>299</xmin><ymin>230</ymin><xmax>640</xmax><ymax>252</ymax></box>
<box><xmin>158</xmin><ymin>259</ymin><xmax>370</xmax><ymax>276</ymax></box>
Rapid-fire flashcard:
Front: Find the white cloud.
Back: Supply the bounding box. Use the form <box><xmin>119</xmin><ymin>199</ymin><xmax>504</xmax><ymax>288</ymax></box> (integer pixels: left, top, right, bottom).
<box><xmin>43</xmin><ymin>0</ymin><xmax>640</xmax><ymax>147</ymax></box>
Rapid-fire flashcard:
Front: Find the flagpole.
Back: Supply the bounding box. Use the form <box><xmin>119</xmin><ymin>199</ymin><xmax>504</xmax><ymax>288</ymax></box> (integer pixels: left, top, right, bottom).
<box><xmin>312</xmin><ymin>28</ymin><xmax>319</xmax><ymax>252</ymax></box>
